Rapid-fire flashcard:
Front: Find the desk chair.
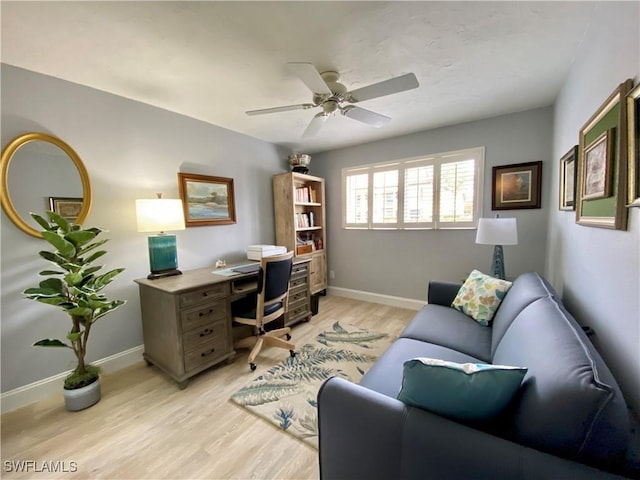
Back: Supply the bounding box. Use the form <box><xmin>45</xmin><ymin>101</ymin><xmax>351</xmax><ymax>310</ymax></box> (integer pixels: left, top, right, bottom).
<box><xmin>233</xmin><ymin>251</ymin><xmax>296</xmax><ymax>371</ymax></box>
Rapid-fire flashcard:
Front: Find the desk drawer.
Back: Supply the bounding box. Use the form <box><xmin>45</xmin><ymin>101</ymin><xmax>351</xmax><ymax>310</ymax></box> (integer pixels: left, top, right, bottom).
<box><xmin>289</xmin><ymin>276</ymin><xmax>307</xmax><ymax>290</ymax></box>
<box><xmin>181</xmin><ymin>301</ymin><xmax>228</xmax><ymax>332</ymax></box>
<box><xmin>183</xmin><ymin>317</ymin><xmax>229</xmax><ymax>350</ymax></box>
<box><xmin>184</xmin><ymin>336</ymin><xmax>230</xmax><ymax>372</ymax></box>
<box><xmin>289</xmin><ymin>288</ymin><xmax>308</xmax><ymax>304</ymax></box>
<box><xmin>291</xmin><ymin>263</ymin><xmax>309</xmax><ymax>276</ymax></box>
<box><xmin>180</xmin><ymin>284</ymin><xmax>228</xmax><ymax>308</ymax></box>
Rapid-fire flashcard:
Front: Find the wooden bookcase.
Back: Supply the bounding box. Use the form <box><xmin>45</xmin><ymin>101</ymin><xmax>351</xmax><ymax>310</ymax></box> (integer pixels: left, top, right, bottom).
<box><xmin>273</xmin><ymin>172</ymin><xmax>327</xmax><ymax>294</ymax></box>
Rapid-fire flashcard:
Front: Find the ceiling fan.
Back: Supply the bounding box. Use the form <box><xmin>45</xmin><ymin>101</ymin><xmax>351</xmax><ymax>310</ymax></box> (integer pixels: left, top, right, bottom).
<box><xmin>245</xmin><ymin>63</ymin><xmax>419</xmax><ymax>137</ymax></box>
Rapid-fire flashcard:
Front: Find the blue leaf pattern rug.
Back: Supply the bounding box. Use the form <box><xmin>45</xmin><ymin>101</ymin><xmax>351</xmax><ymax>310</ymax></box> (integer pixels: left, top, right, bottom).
<box><xmin>230</xmin><ymin>321</ymin><xmax>391</xmax><ymax>449</ymax></box>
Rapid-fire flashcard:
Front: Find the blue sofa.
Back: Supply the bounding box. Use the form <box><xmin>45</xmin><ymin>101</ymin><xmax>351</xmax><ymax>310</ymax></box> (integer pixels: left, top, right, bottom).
<box><xmin>318</xmin><ymin>273</ymin><xmax>637</xmax><ymax>479</ymax></box>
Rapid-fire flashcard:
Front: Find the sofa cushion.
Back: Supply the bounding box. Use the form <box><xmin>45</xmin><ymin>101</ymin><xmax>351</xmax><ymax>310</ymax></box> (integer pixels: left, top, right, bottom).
<box><xmin>360</xmin><ymin>338</ymin><xmax>483</xmax><ymax>399</ymax></box>
<box><xmin>398</xmin><ymin>358</ymin><xmax>527</xmax><ymax>421</ymax></box>
<box><xmin>452</xmin><ymin>270</ymin><xmax>512</xmax><ymax>326</ymax></box>
<box><xmin>492</xmin><ymin>296</ymin><xmax>630</xmax><ymax>468</ymax></box>
<box><xmin>490</xmin><ymin>272</ymin><xmax>555</xmax><ymax>357</ymax></box>
<box><xmin>400</xmin><ymin>304</ymin><xmax>492</xmax><ymax>362</ymax></box>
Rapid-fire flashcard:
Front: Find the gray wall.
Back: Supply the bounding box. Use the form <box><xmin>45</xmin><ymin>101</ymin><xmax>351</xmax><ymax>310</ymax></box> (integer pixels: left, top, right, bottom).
<box><xmin>312</xmin><ymin>107</ymin><xmax>552</xmax><ymax>300</ymax></box>
<box><xmin>1</xmin><ymin>64</ymin><xmax>291</xmax><ymax>393</ymax></box>
<box><xmin>547</xmin><ymin>2</ymin><xmax>640</xmax><ymax>411</ymax></box>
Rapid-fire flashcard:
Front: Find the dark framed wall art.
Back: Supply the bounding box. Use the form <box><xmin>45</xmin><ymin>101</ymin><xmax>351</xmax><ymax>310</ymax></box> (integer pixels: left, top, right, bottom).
<box><xmin>48</xmin><ymin>196</ymin><xmax>83</xmax><ymax>222</ymax></box>
<box><xmin>178</xmin><ymin>173</ymin><xmax>236</xmax><ymax>227</ymax></box>
<box><xmin>492</xmin><ymin>161</ymin><xmax>542</xmax><ymax>210</ymax></box>
<box><xmin>559</xmin><ymin>146</ymin><xmax>578</xmax><ymax>211</ymax></box>
<box><xmin>576</xmin><ymin>79</ymin><xmax>633</xmax><ymax>229</ymax></box>
<box><xmin>627</xmin><ymin>82</ymin><xmax>640</xmax><ymax>205</ymax></box>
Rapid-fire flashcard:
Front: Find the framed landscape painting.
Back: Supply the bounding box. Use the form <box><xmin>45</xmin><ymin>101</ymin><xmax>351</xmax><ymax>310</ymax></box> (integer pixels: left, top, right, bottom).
<box><xmin>581</xmin><ymin>129</ymin><xmax>614</xmax><ymax>200</ymax></box>
<box><xmin>178</xmin><ymin>173</ymin><xmax>236</xmax><ymax>226</ymax></box>
<box><xmin>492</xmin><ymin>161</ymin><xmax>542</xmax><ymax>210</ymax></box>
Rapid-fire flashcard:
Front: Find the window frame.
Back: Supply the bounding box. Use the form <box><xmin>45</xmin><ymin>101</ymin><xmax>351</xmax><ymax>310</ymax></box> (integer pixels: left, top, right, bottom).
<box><xmin>341</xmin><ymin>146</ymin><xmax>485</xmax><ymax>230</ymax></box>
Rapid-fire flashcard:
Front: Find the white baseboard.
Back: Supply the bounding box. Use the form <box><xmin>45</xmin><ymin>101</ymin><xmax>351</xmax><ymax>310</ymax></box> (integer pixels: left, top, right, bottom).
<box><xmin>327</xmin><ymin>286</ymin><xmax>426</xmax><ymax>311</ymax></box>
<box><xmin>1</xmin><ymin>345</ymin><xmax>144</xmax><ymax>414</ymax></box>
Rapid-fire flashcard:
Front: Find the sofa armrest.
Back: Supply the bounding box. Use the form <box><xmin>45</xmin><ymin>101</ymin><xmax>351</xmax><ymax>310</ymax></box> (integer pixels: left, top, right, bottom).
<box><xmin>318</xmin><ymin>377</ymin><xmax>626</xmax><ymax>480</ymax></box>
<box><xmin>427</xmin><ymin>280</ymin><xmax>462</xmax><ymax>306</ymax></box>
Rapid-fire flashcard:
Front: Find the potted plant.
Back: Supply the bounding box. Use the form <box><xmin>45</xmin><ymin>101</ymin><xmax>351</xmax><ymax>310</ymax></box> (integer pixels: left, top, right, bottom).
<box><xmin>23</xmin><ymin>211</ymin><xmax>126</xmax><ymax>411</ymax></box>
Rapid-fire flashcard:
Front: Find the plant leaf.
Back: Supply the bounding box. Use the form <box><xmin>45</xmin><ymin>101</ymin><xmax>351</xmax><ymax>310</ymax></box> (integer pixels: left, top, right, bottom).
<box><xmin>39</xmin><ymin>277</ymin><xmax>63</xmax><ymax>292</ymax></box>
<box><xmin>67</xmin><ymin>331</ymin><xmax>82</xmax><ymax>342</ymax></box>
<box><xmin>30</xmin><ymin>212</ymin><xmax>52</xmax><ymax>231</ymax></box>
<box><xmin>34</xmin><ymin>339</ymin><xmax>71</xmax><ymax>348</ymax></box>
<box><xmin>82</xmin><ymin>250</ymin><xmax>107</xmax><ymax>265</ymax></box>
<box><xmin>64</xmin><ymin>272</ymin><xmax>83</xmax><ymax>286</ymax></box>
<box><xmin>65</xmin><ymin>230</ymin><xmax>97</xmax><ymax>247</ymax></box>
<box><xmin>67</xmin><ymin>307</ymin><xmax>93</xmax><ymax>317</ymax></box>
<box><xmin>93</xmin><ymin>268</ymin><xmax>126</xmax><ymax>289</ymax></box>
<box><xmin>77</xmin><ymin>239</ymin><xmax>108</xmax><ymax>256</ymax></box>
<box><xmin>39</xmin><ymin>270</ymin><xmax>65</xmax><ymax>276</ymax></box>
<box><xmin>46</xmin><ymin>211</ymin><xmax>71</xmax><ymax>233</ymax></box>
<box><xmin>23</xmin><ymin>287</ymin><xmax>61</xmax><ymax>297</ymax></box>
<box><xmin>41</xmin><ymin>232</ymin><xmax>76</xmax><ymax>258</ymax></box>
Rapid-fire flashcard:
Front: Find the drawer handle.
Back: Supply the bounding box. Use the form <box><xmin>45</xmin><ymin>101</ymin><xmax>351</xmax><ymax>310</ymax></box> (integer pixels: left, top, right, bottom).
<box><xmin>202</xmin><ymin>292</ymin><xmax>208</xmax><ymax>297</ymax></box>
<box><xmin>200</xmin><ymin>348</ymin><xmax>216</xmax><ymax>357</ymax></box>
<box><xmin>199</xmin><ymin>309</ymin><xmax>214</xmax><ymax>317</ymax></box>
<box><xmin>200</xmin><ymin>328</ymin><xmax>214</xmax><ymax>337</ymax></box>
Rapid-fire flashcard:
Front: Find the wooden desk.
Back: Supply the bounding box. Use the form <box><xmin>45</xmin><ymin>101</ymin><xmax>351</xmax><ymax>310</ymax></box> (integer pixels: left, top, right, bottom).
<box><xmin>134</xmin><ymin>259</ymin><xmax>311</xmax><ymax>388</ymax></box>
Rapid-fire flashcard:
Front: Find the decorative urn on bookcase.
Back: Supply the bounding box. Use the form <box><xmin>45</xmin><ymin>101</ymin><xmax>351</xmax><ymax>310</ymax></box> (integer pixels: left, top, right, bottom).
<box><xmin>273</xmin><ymin>171</ymin><xmax>327</xmax><ymax>295</ymax></box>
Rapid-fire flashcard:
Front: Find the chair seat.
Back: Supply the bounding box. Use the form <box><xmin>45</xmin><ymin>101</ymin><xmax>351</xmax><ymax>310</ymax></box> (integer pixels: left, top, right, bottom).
<box><xmin>234</xmin><ymin>301</ymin><xmax>283</xmax><ymax>320</ymax></box>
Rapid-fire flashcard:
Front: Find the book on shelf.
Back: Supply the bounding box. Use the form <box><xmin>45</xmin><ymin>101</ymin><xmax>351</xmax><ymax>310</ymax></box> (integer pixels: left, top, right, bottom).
<box><xmin>295</xmin><ymin>186</ymin><xmax>318</xmax><ymax>203</ymax></box>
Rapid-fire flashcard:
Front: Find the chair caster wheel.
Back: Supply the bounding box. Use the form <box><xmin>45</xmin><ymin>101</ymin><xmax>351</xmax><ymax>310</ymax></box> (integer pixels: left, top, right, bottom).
<box><xmin>290</xmin><ymin>350</ymin><xmax>296</xmax><ymax>358</ymax></box>
<box><xmin>250</xmin><ymin>363</ymin><xmax>257</xmax><ymax>371</ymax></box>
<box><xmin>286</xmin><ymin>333</ymin><xmax>292</xmax><ymax>341</ymax></box>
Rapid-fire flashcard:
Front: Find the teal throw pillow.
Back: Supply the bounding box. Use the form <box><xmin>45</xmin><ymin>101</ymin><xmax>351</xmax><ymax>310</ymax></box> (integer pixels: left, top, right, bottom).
<box><xmin>452</xmin><ymin>269</ymin><xmax>512</xmax><ymax>326</ymax></box>
<box><xmin>397</xmin><ymin>358</ymin><xmax>527</xmax><ymax>421</ymax></box>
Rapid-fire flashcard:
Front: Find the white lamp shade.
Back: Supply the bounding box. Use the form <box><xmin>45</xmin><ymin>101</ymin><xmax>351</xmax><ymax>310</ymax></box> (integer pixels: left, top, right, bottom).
<box><xmin>135</xmin><ymin>198</ymin><xmax>185</xmax><ymax>233</ymax></box>
<box><xmin>475</xmin><ymin>218</ymin><xmax>518</xmax><ymax>245</ymax></box>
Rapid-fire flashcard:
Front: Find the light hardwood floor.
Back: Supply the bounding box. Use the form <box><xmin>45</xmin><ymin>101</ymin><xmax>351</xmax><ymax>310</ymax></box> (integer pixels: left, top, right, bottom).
<box><xmin>1</xmin><ymin>295</ymin><xmax>416</xmax><ymax>480</ymax></box>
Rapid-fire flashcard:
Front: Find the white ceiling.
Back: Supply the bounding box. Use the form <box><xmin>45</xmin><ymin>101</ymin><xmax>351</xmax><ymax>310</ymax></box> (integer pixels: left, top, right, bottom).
<box><xmin>1</xmin><ymin>1</ymin><xmax>595</xmax><ymax>154</ymax></box>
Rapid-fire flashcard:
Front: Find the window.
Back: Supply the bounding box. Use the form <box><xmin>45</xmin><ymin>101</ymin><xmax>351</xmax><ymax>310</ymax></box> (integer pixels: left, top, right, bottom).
<box><xmin>342</xmin><ymin>147</ymin><xmax>484</xmax><ymax>229</ymax></box>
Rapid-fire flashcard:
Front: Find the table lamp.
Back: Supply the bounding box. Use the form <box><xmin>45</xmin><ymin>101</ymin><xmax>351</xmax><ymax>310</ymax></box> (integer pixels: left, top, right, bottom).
<box><xmin>475</xmin><ymin>215</ymin><xmax>518</xmax><ymax>280</ymax></box>
<box><xmin>135</xmin><ymin>194</ymin><xmax>185</xmax><ymax>279</ymax></box>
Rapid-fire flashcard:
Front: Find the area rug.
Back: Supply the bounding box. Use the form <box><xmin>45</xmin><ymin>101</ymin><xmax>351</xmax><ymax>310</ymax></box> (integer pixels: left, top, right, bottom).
<box><xmin>229</xmin><ymin>321</ymin><xmax>392</xmax><ymax>449</ymax></box>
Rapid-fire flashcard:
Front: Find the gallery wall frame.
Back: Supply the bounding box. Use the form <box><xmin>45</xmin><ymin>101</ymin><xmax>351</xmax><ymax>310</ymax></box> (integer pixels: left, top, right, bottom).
<box><xmin>576</xmin><ymin>79</ymin><xmax>633</xmax><ymax>229</ymax></box>
<box><xmin>177</xmin><ymin>173</ymin><xmax>236</xmax><ymax>227</ymax></box>
<box><xmin>627</xmin><ymin>82</ymin><xmax>640</xmax><ymax>205</ymax></box>
<box><xmin>491</xmin><ymin>161</ymin><xmax>542</xmax><ymax>210</ymax></box>
<box><xmin>559</xmin><ymin>146</ymin><xmax>578</xmax><ymax>211</ymax></box>
<box><xmin>48</xmin><ymin>196</ymin><xmax>83</xmax><ymax>222</ymax></box>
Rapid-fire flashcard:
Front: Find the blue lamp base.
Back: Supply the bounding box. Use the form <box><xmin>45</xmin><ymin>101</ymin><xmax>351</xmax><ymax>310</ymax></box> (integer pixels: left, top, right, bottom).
<box><xmin>491</xmin><ymin>244</ymin><xmax>506</xmax><ymax>280</ymax></box>
<box><xmin>147</xmin><ymin>234</ymin><xmax>182</xmax><ymax>280</ymax></box>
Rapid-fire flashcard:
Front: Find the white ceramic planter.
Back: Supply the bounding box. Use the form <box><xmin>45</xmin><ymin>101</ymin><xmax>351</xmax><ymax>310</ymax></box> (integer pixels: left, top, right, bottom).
<box><xmin>64</xmin><ymin>377</ymin><xmax>101</xmax><ymax>411</ymax></box>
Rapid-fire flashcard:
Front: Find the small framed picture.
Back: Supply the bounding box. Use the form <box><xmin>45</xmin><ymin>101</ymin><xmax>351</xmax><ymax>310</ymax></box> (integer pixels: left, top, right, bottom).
<box><xmin>48</xmin><ymin>197</ymin><xmax>83</xmax><ymax>222</ymax></box>
<box><xmin>582</xmin><ymin>129</ymin><xmax>614</xmax><ymax>200</ymax></box>
<box><xmin>492</xmin><ymin>161</ymin><xmax>542</xmax><ymax>210</ymax></box>
<box><xmin>178</xmin><ymin>173</ymin><xmax>236</xmax><ymax>227</ymax></box>
<box><xmin>627</xmin><ymin>82</ymin><xmax>640</xmax><ymax>204</ymax></box>
<box><xmin>559</xmin><ymin>146</ymin><xmax>578</xmax><ymax>211</ymax></box>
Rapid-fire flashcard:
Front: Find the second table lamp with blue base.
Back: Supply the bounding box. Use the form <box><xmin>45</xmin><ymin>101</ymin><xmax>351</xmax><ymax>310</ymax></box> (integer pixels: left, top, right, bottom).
<box><xmin>475</xmin><ymin>216</ymin><xmax>518</xmax><ymax>280</ymax></box>
<box><xmin>135</xmin><ymin>195</ymin><xmax>186</xmax><ymax>280</ymax></box>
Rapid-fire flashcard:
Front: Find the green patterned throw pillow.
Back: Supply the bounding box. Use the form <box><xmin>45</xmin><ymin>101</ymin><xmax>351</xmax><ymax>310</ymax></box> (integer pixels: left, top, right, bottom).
<box><xmin>398</xmin><ymin>358</ymin><xmax>527</xmax><ymax>421</ymax></box>
<box><xmin>452</xmin><ymin>270</ymin><xmax>512</xmax><ymax>326</ymax></box>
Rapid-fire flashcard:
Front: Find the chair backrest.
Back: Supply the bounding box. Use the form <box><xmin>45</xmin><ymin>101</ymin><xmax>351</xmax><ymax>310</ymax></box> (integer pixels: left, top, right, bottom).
<box><xmin>260</xmin><ymin>251</ymin><xmax>294</xmax><ymax>302</ymax></box>
<box><xmin>256</xmin><ymin>251</ymin><xmax>293</xmax><ymax>325</ymax></box>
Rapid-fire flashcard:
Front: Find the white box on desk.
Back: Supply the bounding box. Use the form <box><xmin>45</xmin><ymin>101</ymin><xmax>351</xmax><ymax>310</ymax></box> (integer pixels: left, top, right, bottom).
<box><xmin>246</xmin><ymin>245</ymin><xmax>287</xmax><ymax>260</ymax></box>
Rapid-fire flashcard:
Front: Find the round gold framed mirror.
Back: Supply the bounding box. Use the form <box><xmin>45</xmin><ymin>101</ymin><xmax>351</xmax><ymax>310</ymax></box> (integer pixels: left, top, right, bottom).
<box><xmin>0</xmin><ymin>133</ymin><xmax>92</xmax><ymax>238</ymax></box>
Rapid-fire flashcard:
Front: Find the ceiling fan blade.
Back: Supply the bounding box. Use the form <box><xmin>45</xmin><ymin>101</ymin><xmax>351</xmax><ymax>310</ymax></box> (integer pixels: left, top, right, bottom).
<box><xmin>302</xmin><ymin>113</ymin><xmax>329</xmax><ymax>138</ymax></box>
<box><xmin>347</xmin><ymin>73</ymin><xmax>419</xmax><ymax>103</ymax></box>
<box><xmin>246</xmin><ymin>103</ymin><xmax>315</xmax><ymax>116</ymax></box>
<box><xmin>341</xmin><ymin>106</ymin><xmax>390</xmax><ymax>127</ymax></box>
<box><xmin>287</xmin><ymin>62</ymin><xmax>332</xmax><ymax>95</ymax></box>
